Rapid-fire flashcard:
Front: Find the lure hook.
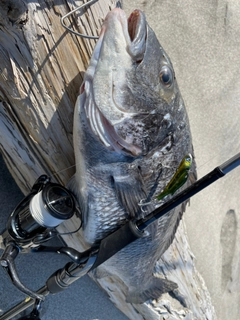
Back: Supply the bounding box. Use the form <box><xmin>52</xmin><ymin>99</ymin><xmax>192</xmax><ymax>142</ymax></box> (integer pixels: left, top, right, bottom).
<box><xmin>138</xmin><ymin>199</ymin><xmax>152</xmax><ymax>213</ymax></box>
<box><xmin>138</xmin><ymin>198</ymin><xmax>161</xmax><ymax>213</ymax></box>
<box><xmin>61</xmin><ymin>0</ymin><xmax>99</xmax><ymax>39</ymax></box>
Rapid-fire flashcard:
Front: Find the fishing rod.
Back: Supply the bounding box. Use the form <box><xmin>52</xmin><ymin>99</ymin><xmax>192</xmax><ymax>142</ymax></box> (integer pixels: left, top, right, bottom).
<box><xmin>0</xmin><ymin>152</ymin><xmax>239</xmax><ymax>319</ymax></box>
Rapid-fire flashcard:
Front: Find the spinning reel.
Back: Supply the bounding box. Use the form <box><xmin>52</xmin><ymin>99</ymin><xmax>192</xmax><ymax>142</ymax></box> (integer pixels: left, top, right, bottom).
<box><xmin>0</xmin><ymin>175</ymin><xmax>88</xmax><ymax>320</ymax></box>
<box><xmin>3</xmin><ymin>175</ymin><xmax>76</xmax><ymax>250</ymax></box>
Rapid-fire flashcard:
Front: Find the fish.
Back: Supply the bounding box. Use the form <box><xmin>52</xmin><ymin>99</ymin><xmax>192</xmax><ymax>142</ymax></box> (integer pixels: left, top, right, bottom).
<box><xmin>69</xmin><ymin>8</ymin><xmax>196</xmax><ymax>304</ymax></box>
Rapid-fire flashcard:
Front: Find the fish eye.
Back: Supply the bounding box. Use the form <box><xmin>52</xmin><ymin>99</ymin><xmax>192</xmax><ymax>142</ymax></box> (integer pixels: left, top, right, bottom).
<box><xmin>159</xmin><ymin>66</ymin><xmax>173</xmax><ymax>88</ymax></box>
<box><xmin>185</xmin><ymin>155</ymin><xmax>192</xmax><ymax>168</ymax></box>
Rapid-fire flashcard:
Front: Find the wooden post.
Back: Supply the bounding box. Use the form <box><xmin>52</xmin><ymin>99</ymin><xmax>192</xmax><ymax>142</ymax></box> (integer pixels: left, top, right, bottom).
<box><xmin>0</xmin><ymin>1</ymin><xmax>216</xmax><ymax>319</ymax></box>
<box><xmin>0</xmin><ymin>0</ymin><xmax>117</xmax><ymax>193</ymax></box>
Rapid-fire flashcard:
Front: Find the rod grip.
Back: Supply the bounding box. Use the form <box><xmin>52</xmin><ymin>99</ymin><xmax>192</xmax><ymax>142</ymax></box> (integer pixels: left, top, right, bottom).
<box><xmin>90</xmin><ymin>221</ymin><xmax>144</xmax><ymax>270</ymax></box>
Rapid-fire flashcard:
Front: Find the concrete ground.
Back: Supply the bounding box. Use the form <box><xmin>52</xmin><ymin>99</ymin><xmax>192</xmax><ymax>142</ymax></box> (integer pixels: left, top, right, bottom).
<box><xmin>1</xmin><ymin>1</ymin><xmax>240</xmax><ymax>319</ymax></box>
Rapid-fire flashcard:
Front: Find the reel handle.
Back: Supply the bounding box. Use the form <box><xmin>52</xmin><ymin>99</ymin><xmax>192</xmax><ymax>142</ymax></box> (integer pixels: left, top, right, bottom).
<box><xmin>0</xmin><ymin>242</ymin><xmax>45</xmax><ymax>301</ymax></box>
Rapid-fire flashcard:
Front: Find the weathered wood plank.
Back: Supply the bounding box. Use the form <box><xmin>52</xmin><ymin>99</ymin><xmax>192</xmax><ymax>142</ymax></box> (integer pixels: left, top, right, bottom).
<box><xmin>0</xmin><ymin>0</ymin><xmax>118</xmax><ymax>193</ymax></box>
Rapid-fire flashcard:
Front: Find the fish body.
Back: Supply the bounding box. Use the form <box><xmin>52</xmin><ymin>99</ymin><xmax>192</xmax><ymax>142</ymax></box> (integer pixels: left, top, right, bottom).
<box><xmin>69</xmin><ymin>8</ymin><xmax>196</xmax><ymax>303</ymax></box>
<box><xmin>156</xmin><ymin>153</ymin><xmax>193</xmax><ymax>201</ymax></box>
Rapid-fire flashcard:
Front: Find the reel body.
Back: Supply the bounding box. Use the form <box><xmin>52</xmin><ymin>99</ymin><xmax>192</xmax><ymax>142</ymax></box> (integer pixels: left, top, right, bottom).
<box><xmin>4</xmin><ymin>175</ymin><xmax>77</xmax><ymax>250</ymax></box>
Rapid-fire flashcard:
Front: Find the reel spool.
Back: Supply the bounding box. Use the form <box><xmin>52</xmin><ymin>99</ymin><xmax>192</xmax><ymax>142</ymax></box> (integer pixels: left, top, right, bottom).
<box><xmin>6</xmin><ymin>175</ymin><xmax>76</xmax><ymax>248</ymax></box>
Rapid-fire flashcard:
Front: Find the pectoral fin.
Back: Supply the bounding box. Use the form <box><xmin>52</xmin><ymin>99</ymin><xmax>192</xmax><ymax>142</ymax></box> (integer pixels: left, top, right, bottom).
<box><xmin>126</xmin><ymin>277</ymin><xmax>178</xmax><ymax>304</ymax></box>
<box><xmin>112</xmin><ymin>170</ymin><xmax>149</xmax><ymax>219</ymax></box>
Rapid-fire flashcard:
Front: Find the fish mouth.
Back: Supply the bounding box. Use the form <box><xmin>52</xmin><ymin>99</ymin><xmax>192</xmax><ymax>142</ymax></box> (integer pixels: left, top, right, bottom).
<box><xmin>82</xmin><ymin>9</ymin><xmax>147</xmax><ymax>157</ymax></box>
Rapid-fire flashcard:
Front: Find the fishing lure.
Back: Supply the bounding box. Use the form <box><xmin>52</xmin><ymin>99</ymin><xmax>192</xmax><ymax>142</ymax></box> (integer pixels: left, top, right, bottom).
<box><xmin>156</xmin><ymin>153</ymin><xmax>193</xmax><ymax>201</ymax></box>
<box><xmin>139</xmin><ymin>154</ymin><xmax>193</xmax><ymax>210</ymax></box>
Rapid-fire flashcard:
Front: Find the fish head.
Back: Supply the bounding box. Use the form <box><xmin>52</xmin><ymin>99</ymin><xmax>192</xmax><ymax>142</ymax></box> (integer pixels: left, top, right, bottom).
<box><xmin>81</xmin><ymin>8</ymin><xmax>185</xmax><ymax>158</ymax></box>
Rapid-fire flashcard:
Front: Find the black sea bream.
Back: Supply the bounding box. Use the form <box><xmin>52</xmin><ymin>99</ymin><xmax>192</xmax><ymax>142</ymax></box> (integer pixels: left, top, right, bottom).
<box><xmin>69</xmin><ymin>8</ymin><xmax>196</xmax><ymax>304</ymax></box>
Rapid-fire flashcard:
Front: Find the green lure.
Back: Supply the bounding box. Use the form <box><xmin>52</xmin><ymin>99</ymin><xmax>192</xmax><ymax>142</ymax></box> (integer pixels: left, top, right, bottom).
<box><xmin>156</xmin><ymin>153</ymin><xmax>193</xmax><ymax>202</ymax></box>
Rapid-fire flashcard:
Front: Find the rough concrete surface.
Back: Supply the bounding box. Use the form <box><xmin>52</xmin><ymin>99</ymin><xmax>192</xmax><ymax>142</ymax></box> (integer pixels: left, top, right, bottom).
<box><xmin>1</xmin><ymin>0</ymin><xmax>240</xmax><ymax>319</ymax></box>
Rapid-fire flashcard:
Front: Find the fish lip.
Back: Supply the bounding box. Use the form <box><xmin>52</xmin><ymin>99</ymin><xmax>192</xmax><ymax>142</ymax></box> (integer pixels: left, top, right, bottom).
<box><xmin>127</xmin><ymin>9</ymin><xmax>147</xmax><ymax>61</ymax></box>
<box><xmin>103</xmin><ymin>8</ymin><xmax>147</xmax><ymax>61</ymax></box>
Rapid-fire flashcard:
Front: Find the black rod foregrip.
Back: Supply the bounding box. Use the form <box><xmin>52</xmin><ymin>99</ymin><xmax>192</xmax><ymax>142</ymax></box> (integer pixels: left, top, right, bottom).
<box><xmin>90</xmin><ymin>221</ymin><xmax>144</xmax><ymax>270</ymax></box>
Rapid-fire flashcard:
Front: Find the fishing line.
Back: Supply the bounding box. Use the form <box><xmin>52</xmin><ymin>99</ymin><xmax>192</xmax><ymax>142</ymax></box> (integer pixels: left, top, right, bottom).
<box><xmin>32</xmin><ymin>221</ymin><xmax>82</xmax><ymax>244</ymax></box>
<box><xmin>61</xmin><ymin>0</ymin><xmax>99</xmax><ymax>39</ymax></box>
<box><xmin>51</xmin><ymin>163</ymin><xmax>77</xmax><ymax>177</ymax></box>
<box><xmin>50</xmin><ymin>147</ymin><xmax>108</xmax><ymax>180</ymax></box>
<box><xmin>32</xmin><ymin>210</ymin><xmax>82</xmax><ymax>245</ymax></box>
